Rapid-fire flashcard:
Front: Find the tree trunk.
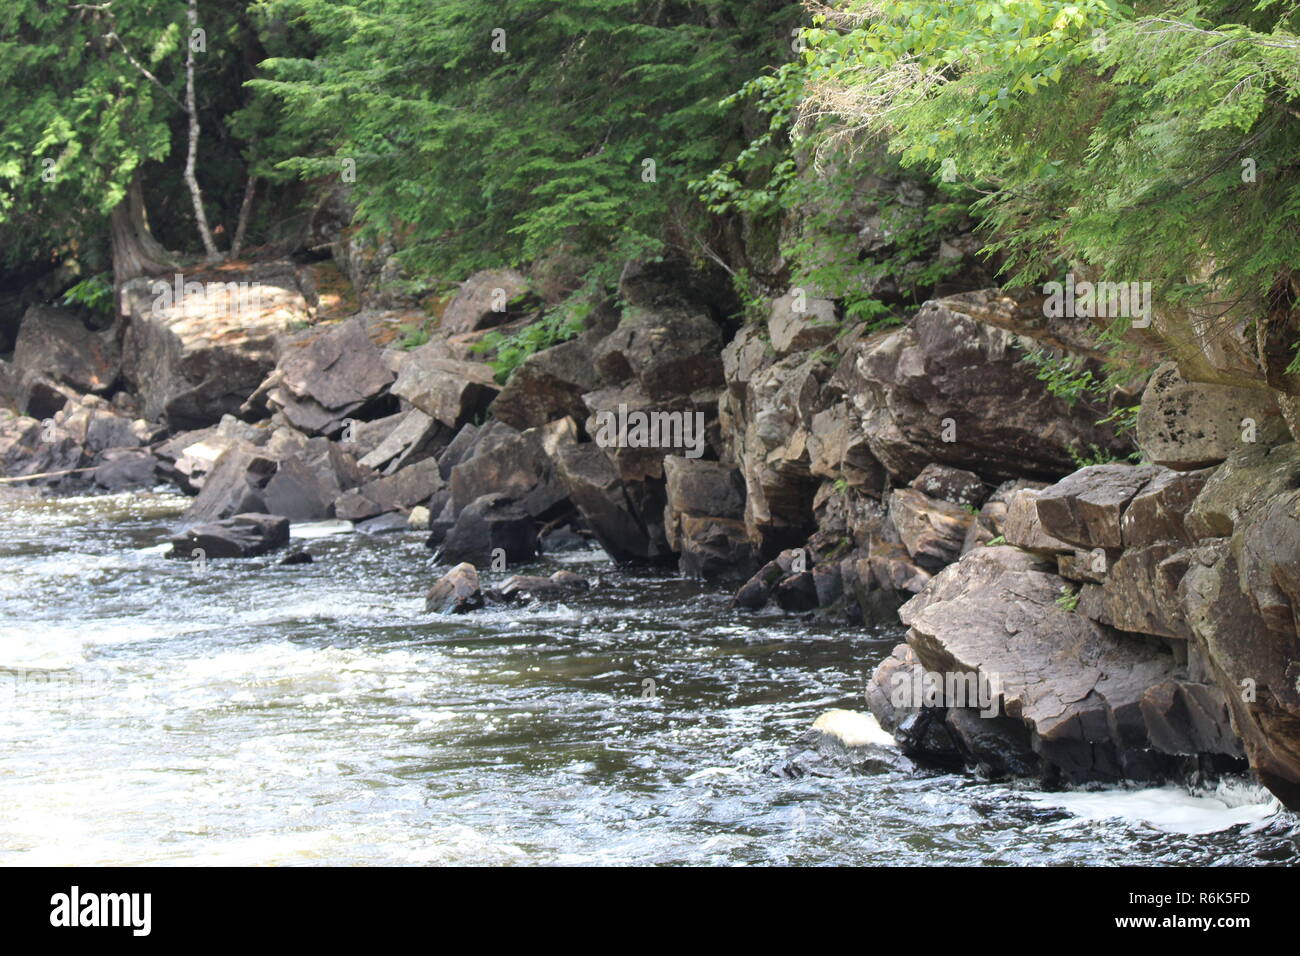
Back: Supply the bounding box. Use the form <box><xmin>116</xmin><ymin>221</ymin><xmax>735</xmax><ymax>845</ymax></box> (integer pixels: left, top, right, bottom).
<box><xmin>185</xmin><ymin>0</ymin><xmax>221</xmax><ymax>262</ymax></box>
<box><xmin>230</xmin><ymin>174</ymin><xmax>257</xmax><ymax>261</ymax></box>
<box><xmin>110</xmin><ymin>177</ymin><xmax>178</xmax><ymax>315</ymax></box>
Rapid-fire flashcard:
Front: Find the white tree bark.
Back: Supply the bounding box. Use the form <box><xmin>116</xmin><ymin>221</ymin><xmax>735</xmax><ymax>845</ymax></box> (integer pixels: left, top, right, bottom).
<box><xmin>184</xmin><ymin>0</ymin><xmax>220</xmax><ymax>261</ymax></box>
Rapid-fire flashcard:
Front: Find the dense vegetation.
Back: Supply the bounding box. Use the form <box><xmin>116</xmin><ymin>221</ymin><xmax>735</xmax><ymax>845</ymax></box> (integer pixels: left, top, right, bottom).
<box><xmin>2</xmin><ymin>1</ymin><xmax>1298</xmax><ymax>374</ymax></box>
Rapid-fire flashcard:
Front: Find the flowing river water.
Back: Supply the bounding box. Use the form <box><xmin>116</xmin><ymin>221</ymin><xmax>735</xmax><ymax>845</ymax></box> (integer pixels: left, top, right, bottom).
<box><xmin>0</xmin><ymin>489</ymin><xmax>1295</xmax><ymax>866</ymax></box>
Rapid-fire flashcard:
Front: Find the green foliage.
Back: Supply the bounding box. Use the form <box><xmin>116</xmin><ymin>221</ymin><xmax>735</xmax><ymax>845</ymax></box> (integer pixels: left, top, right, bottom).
<box><xmin>694</xmin><ymin>53</ymin><xmax>980</xmax><ymax>330</ymax></box>
<box><xmin>59</xmin><ymin>273</ymin><xmax>114</xmax><ymax>316</ymax></box>
<box><xmin>396</xmin><ymin>320</ymin><xmax>431</xmax><ymax>351</ymax></box>
<box><xmin>794</xmin><ymin>0</ymin><xmax>1300</xmax><ymax>325</ymax></box>
<box><xmin>474</xmin><ymin>296</ymin><xmax>590</xmax><ymax>384</ymax></box>
<box><xmin>1056</xmin><ymin>586</ymin><xmax>1080</xmax><ymax>612</ymax></box>
<box><xmin>253</xmin><ymin>0</ymin><xmax>800</xmax><ymax>281</ymax></box>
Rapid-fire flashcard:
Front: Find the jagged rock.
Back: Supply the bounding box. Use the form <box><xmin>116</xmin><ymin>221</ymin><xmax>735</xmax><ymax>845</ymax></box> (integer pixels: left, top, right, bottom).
<box><xmin>767</xmin><ymin>291</ymin><xmax>838</xmax><ymax>355</ymax></box>
<box><xmin>93</xmin><ymin>448</ymin><xmax>158</xmax><ymax>491</ymax></box>
<box><xmin>908</xmin><ymin>464</ymin><xmax>986</xmax><ymax>508</ymax></box>
<box><xmin>865</xmin><ymin>536</ymin><xmax>933</xmax><ymax>595</ymax></box>
<box><xmin>437</xmin><ymin>493</ymin><xmax>538</xmax><ymax>565</ymax></box>
<box><xmin>54</xmin><ymin>396</ymin><xmax>145</xmax><ymax>458</ymax></box>
<box><xmin>1077</xmin><ymin>543</ymin><xmax>1190</xmax><ymax>639</ymax></box>
<box><xmin>153</xmin><ymin>417</ymin><xmax>269</xmax><ymax>493</ymax></box>
<box><xmin>1034</xmin><ymin>463</ymin><xmax>1162</xmax><ymax>549</ymax></box>
<box><xmin>774</xmin><ymin>571</ymin><xmax>819</xmax><ymax>611</ymax></box>
<box><xmin>1120</xmin><ymin>466</ymin><xmax>1213</xmax><ymax>547</ymax></box>
<box><xmin>120</xmin><ymin>263</ymin><xmax>311</xmax><ymax>429</ymax></box>
<box><xmin>592</xmin><ymin>304</ymin><xmax>723</xmax><ymax>399</ymax></box>
<box><xmin>1140</xmin><ymin>679</ymin><xmax>1243</xmax><ymax>758</ymax></box>
<box><xmin>1001</xmin><ymin>487</ymin><xmax>1075</xmax><ymax>554</ymax></box>
<box><xmin>15</xmin><ymin>375</ymin><xmax>80</xmax><ymax>420</ymax></box>
<box><xmin>1179</xmin><ymin>539</ymin><xmax>1300</xmax><ymax>807</ymax></box>
<box><xmin>354</xmin><ymin>408</ymin><xmax>448</xmax><ymax>475</ymax></box>
<box><xmin>1185</xmin><ymin>441</ymin><xmax>1300</xmax><ymax>539</ymax></box>
<box><xmin>267</xmin><ymin>317</ymin><xmax>396</xmax><ymax>436</ymax></box>
<box><xmin>676</xmin><ymin>515</ymin><xmax>754</xmax><ymax>582</ymax></box>
<box><xmin>490</xmin><ymin>338</ymin><xmax>600</xmax><ymax>431</ymax></box>
<box><xmin>167</xmin><ymin>512</ymin><xmax>290</xmax><ymax>559</ymax></box>
<box><xmin>390</xmin><ymin>348</ymin><xmax>500</xmax><ymax>428</ymax></box>
<box><xmin>439</xmin><ymin>269</ymin><xmax>531</xmax><ymax>336</ymax></box>
<box><xmin>806</xmin><ymin>402</ymin><xmax>883</xmax><ymax>490</ymax></box>
<box><xmin>0</xmin><ymin>413</ymin><xmax>83</xmax><ymax>482</ymax></box>
<box><xmin>722</xmin><ymin>347</ymin><xmax>828</xmax><ymax>552</ymax></box>
<box><xmin>12</xmin><ymin>306</ymin><xmax>119</xmax><ymax>401</ymax></box>
<box><xmin>661</xmin><ymin>456</ymin><xmax>753</xmax><ymax>581</ymax></box>
<box><xmin>181</xmin><ymin>431</ymin><xmax>371</xmax><ymax>525</ymax></box>
<box><xmin>731</xmin><ymin>549</ymin><xmax>807</xmax><ymax>609</ymax></box>
<box><xmin>886</xmin><ymin>546</ymin><xmax>1186</xmax><ymax>784</ymax></box>
<box><xmin>888</xmin><ymin>487</ymin><xmax>975</xmax><ymax>571</ymax></box>
<box><xmin>425</xmin><ymin>562</ymin><xmax>484</xmax><ymax>613</ymax></box>
<box><xmin>333</xmin><ymin>457</ymin><xmax>444</xmax><ymax>521</ymax></box>
<box><xmin>448</xmin><ymin>418</ymin><xmax>573</xmax><ymax>519</ymax></box>
<box><xmin>553</xmin><ymin>441</ymin><xmax>668</xmax><ymax>563</ymax></box>
<box><xmin>488</xmin><ymin>570</ymin><xmax>589</xmax><ymax>603</ymax></box>
<box><xmin>1137</xmin><ymin>362</ymin><xmax>1285</xmax><ymax>469</ymax></box>
<box><xmin>846</xmin><ymin>297</ymin><xmax>1128</xmax><ymax>481</ymax></box>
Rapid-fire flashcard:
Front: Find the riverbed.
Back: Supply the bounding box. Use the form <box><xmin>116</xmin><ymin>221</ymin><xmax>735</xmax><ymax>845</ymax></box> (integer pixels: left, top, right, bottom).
<box><xmin>0</xmin><ymin>490</ymin><xmax>1293</xmax><ymax>865</ymax></box>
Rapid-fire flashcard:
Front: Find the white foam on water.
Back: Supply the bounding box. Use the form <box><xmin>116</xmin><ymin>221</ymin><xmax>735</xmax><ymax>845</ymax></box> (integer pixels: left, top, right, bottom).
<box><xmin>1029</xmin><ymin>783</ymin><xmax>1280</xmax><ymax>835</ymax></box>
<box><xmin>290</xmin><ymin>519</ymin><xmax>354</xmax><ymax>539</ymax></box>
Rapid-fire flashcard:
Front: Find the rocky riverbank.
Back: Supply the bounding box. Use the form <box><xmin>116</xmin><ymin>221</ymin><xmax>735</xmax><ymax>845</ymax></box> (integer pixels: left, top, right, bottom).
<box><xmin>3</xmin><ymin>249</ymin><xmax>1299</xmax><ymax>810</ymax></box>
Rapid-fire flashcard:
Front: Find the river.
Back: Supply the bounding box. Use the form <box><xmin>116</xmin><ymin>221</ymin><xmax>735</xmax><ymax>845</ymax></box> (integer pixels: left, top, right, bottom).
<box><xmin>0</xmin><ymin>489</ymin><xmax>1294</xmax><ymax>866</ymax></box>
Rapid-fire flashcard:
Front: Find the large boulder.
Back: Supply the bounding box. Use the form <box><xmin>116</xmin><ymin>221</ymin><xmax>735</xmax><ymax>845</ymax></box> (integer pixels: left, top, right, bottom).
<box><xmin>489</xmin><ymin>338</ymin><xmax>599</xmax><ymax>430</ymax></box>
<box><xmin>876</xmin><ymin>546</ymin><xmax>1234</xmax><ymax>783</ymax></box>
<box><xmin>437</xmin><ymin>493</ymin><xmax>538</xmax><ymax>566</ymax></box>
<box><xmin>11</xmin><ymin>306</ymin><xmax>119</xmax><ymax>405</ymax></box>
<box><xmin>1137</xmin><ymin>362</ymin><xmax>1286</xmax><ymax>470</ymax></box>
<box><xmin>390</xmin><ymin>348</ymin><xmax>500</xmax><ymax>429</ymax></box>
<box><xmin>439</xmin><ymin>269</ymin><xmax>531</xmax><ymax>336</ymax></box>
<box><xmin>167</xmin><ymin>512</ymin><xmax>290</xmax><ymax>559</ymax></box>
<box><xmin>424</xmin><ymin>562</ymin><xmax>485</xmax><ymax>614</ymax></box>
<box><xmin>265</xmin><ymin>317</ymin><xmax>396</xmax><ymax>436</ymax></box>
<box><xmin>447</xmin><ymin>418</ymin><xmax>573</xmax><ymax>520</ymax></box>
<box><xmin>121</xmin><ymin>262</ymin><xmax>312</xmax><ymax>429</ymax></box>
<box><xmin>846</xmin><ymin>297</ymin><xmax>1129</xmax><ymax>481</ymax></box>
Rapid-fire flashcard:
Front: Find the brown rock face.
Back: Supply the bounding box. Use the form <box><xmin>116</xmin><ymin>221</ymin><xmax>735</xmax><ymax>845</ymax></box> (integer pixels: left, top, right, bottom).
<box><xmin>390</xmin><ymin>348</ymin><xmax>501</xmax><ymax>429</ymax></box>
<box><xmin>121</xmin><ymin>263</ymin><xmax>312</xmax><ymax>429</ymax></box>
<box><xmin>1033</xmin><ymin>463</ymin><xmax>1162</xmax><ymax>549</ymax></box>
<box><xmin>439</xmin><ymin>269</ymin><xmax>532</xmax><ymax>336</ymax></box>
<box><xmin>12</xmin><ymin>306</ymin><xmax>119</xmax><ymax>406</ymax></box>
<box><xmin>1137</xmin><ymin>362</ymin><xmax>1286</xmax><ymax>470</ymax></box>
<box><xmin>876</xmin><ymin>546</ymin><xmax>1218</xmax><ymax>783</ymax></box>
<box><xmin>847</xmin><ymin>298</ymin><xmax>1129</xmax><ymax>481</ymax></box>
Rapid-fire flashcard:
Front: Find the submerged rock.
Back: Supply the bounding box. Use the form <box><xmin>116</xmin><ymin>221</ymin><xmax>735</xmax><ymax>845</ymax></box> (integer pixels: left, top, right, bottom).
<box><xmin>167</xmin><ymin>513</ymin><xmax>291</xmax><ymax>559</ymax></box>
<box><xmin>425</xmin><ymin>562</ymin><xmax>484</xmax><ymax>614</ymax></box>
